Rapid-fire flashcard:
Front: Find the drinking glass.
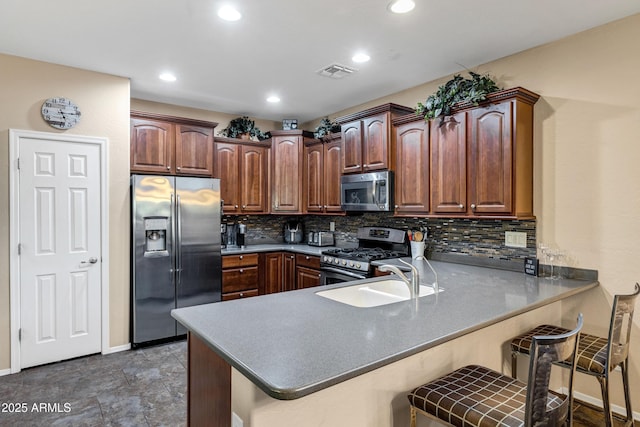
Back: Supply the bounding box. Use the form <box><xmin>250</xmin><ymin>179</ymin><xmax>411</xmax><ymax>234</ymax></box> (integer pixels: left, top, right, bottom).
<box><xmin>546</xmin><ymin>248</ymin><xmax>565</xmax><ymax>280</ymax></box>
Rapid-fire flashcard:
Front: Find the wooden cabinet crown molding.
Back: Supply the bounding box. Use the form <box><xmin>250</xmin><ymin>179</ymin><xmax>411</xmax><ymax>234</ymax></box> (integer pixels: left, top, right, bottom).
<box><xmin>214</xmin><ymin>135</ymin><xmax>272</xmax><ymax>147</ymax></box>
<box><xmin>270</xmin><ymin>129</ymin><xmax>314</xmax><ymax>138</ymax></box>
<box><xmin>130</xmin><ymin>110</ymin><xmax>218</xmax><ymax>129</ymax></box>
<box><xmin>335</xmin><ymin>103</ymin><xmax>414</xmax><ymax>125</ymax></box>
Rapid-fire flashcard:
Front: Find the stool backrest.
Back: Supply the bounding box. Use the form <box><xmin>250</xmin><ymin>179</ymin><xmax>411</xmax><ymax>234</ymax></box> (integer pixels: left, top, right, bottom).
<box><xmin>525</xmin><ymin>313</ymin><xmax>583</xmax><ymax>427</ymax></box>
<box><xmin>607</xmin><ymin>283</ymin><xmax>640</xmax><ymax>370</ymax></box>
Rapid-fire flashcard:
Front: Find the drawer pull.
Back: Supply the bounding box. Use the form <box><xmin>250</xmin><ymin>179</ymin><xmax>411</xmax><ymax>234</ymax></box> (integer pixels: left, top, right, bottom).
<box><xmin>305</xmin><ymin>256</ymin><xmax>310</xmax><ymax>260</ymax></box>
<box><xmin>239</xmin><ymin>269</ymin><xmax>244</xmax><ymax>273</ymax></box>
<box><xmin>239</xmin><ymin>255</ymin><xmax>243</xmax><ymax>260</ymax></box>
<box><xmin>240</xmin><ymin>292</ymin><xmax>244</xmax><ymax>298</ymax></box>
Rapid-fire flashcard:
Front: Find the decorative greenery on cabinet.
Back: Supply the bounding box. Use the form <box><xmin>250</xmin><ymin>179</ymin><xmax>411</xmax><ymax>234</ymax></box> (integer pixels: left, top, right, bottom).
<box><xmin>314</xmin><ymin>117</ymin><xmax>341</xmax><ymax>139</ymax></box>
<box><xmin>416</xmin><ymin>71</ymin><xmax>501</xmax><ymax>123</ymax></box>
<box><xmin>219</xmin><ymin>116</ymin><xmax>271</xmax><ymax>140</ymax></box>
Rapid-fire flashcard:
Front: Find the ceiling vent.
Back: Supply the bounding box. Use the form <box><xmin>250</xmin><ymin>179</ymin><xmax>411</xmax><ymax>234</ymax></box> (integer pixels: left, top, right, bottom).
<box><xmin>317</xmin><ymin>63</ymin><xmax>358</xmax><ymax>79</ymax></box>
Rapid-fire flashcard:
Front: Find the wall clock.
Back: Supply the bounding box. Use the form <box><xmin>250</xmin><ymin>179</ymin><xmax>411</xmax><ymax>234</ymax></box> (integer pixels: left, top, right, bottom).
<box><xmin>41</xmin><ymin>97</ymin><xmax>82</xmax><ymax>129</ymax></box>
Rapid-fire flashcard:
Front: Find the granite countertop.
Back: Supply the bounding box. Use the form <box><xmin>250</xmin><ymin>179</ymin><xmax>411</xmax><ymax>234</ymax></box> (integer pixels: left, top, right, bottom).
<box><xmin>171</xmin><ymin>259</ymin><xmax>598</xmax><ymax>400</ymax></box>
<box><xmin>222</xmin><ymin>243</ymin><xmax>335</xmax><ymax>257</ymax></box>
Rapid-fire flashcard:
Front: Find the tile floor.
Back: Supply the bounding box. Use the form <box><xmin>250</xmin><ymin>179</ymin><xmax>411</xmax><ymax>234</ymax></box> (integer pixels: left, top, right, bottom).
<box><xmin>0</xmin><ymin>339</ymin><xmax>636</xmax><ymax>426</ymax></box>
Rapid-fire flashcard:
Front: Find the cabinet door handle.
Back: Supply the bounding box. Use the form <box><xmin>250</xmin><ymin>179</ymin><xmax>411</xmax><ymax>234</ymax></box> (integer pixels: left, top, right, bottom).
<box><xmin>239</xmin><ymin>269</ymin><xmax>244</xmax><ymax>273</ymax></box>
<box><xmin>471</xmin><ymin>204</ymin><xmax>476</xmax><ymax>210</ymax></box>
<box><xmin>242</xmin><ymin>205</ymin><xmax>246</xmax><ymax>209</ymax></box>
<box><xmin>458</xmin><ymin>204</ymin><xmax>464</xmax><ymax>209</ymax></box>
<box><xmin>235</xmin><ymin>205</ymin><xmax>239</xmax><ymax>209</ymax></box>
<box><xmin>240</xmin><ymin>292</ymin><xmax>244</xmax><ymax>298</ymax></box>
<box><xmin>305</xmin><ymin>256</ymin><xmax>310</xmax><ymax>260</ymax></box>
<box><xmin>239</xmin><ymin>255</ymin><xmax>243</xmax><ymax>260</ymax></box>
<box><xmin>166</xmin><ymin>166</ymin><xmax>171</xmax><ymax>170</ymax></box>
<box><xmin>395</xmin><ymin>204</ymin><xmax>399</xmax><ymax>208</ymax></box>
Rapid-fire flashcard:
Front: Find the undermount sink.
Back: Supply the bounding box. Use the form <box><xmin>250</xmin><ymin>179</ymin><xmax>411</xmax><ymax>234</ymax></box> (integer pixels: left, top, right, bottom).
<box><xmin>315</xmin><ymin>279</ymin><xmax>442</xmax><ymax>308</ymax></box>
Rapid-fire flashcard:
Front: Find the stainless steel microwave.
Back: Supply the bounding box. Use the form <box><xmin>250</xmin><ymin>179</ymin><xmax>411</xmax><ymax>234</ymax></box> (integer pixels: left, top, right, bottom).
<box><xmin>340</xmin><ymin>171</ymin><xmax>394</xmax><ymax>212</ymax></box>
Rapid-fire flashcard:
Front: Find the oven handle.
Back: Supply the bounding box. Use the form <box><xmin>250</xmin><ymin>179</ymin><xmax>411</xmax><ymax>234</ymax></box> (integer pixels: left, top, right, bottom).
<box><xmin>321</xmin><ymin>266</ymin><xmax>367</xmax><ymax>280</ymax></box>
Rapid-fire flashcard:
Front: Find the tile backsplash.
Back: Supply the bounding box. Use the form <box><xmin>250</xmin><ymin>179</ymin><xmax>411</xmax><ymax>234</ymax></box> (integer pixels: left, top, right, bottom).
<box><xmin>224</xmin><ymin>213</ymin><xmax>536</xmax><ymax>262</ymax></box>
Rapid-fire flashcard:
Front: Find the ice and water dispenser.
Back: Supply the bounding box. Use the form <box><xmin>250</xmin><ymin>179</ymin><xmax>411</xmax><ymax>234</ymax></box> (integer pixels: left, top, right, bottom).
<box><xmin>144</xmin><ymin>217</ymin><xmax>168</xmax><ymax>255</ymax></box>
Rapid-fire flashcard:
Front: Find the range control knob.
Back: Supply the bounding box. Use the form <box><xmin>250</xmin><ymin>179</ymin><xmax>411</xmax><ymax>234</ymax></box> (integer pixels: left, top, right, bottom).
<box><xmin>334</xmin><ymin>259</ymin><xmax>340</xmax><ymax>264</ymax></box>
<box><xmin>341</xmin><ymin>260</ymin><xmax>347</xmax><ymax>266</ymax></box>
<box><xmin>355</xmin><ymin>262</ymin><xmax>361</xmax><ymax>269</ymax></box>
<box><xmin>348</xmin><ymin>261</ymin><xmax>354</xmax><ymax>267</ymax></box>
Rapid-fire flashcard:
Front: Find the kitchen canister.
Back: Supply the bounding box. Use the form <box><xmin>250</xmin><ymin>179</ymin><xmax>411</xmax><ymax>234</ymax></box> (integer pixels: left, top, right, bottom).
<box><xmin>410</xmin><ymin>241</ymin><xmax>426</xmax><ymax>260</ymax></box>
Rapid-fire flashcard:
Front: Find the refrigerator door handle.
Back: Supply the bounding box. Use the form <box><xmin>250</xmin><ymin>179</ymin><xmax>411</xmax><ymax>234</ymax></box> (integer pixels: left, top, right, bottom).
<box><xmin>176</xmin><ymin>194</ymin><xmax>183</xmax><ymax>285</ymax></box>
<box><xmin>170</xmin><ymin>192</ymin><xmax>176</xmax><ymax>277</ymax></box>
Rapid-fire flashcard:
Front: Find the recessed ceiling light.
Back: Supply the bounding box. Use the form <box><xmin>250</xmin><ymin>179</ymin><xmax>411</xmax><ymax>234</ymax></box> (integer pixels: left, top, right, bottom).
<box><xmin>218</xmin><ymin>5</ymin><xmax>241</xmax><ymax>21</ymax></box>
<box><xmin>266</xmin><ymin>95</ymin><xmax>281</xmax><ymax>103</ymax></box>
<box><xmin>159</xmin><ymin>72</ymin><xmax>177</xmax><ymax>82</ymax></box>
<box><xmin>352</xmin><ymin>53</ymin><xmax>371</xmax><ymax>63</ymax></box>
<box><xmin>388</xmin><ymin>0</ymin><xmax>415</xmax><ymax>14</ymax></box>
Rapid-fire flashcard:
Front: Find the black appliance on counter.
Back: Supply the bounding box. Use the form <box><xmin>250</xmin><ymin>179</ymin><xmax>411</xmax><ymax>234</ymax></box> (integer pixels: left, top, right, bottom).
<box><xmin>320</xmin><ymin>227</ymin><xmax>408</xmax><ymax>285</ymax></box>
<box><xmin>284</xmin><ymin>220</ymin><xmax>304</xmax><ymax>244</ymax></box>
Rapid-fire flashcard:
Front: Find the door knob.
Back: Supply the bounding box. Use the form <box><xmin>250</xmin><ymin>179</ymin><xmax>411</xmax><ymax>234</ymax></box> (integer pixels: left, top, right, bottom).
<box><xmin>81</xmin><ymin>257</ymin><xmax>98</xmax><ymax>264</ymax></box>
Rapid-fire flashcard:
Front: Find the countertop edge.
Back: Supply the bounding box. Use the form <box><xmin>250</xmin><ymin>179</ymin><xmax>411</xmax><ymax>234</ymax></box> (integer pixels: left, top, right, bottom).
<box><xmin>173</xmin><ymin>278</ymin><xmax>599</xmax><ymax>400</ymax></box>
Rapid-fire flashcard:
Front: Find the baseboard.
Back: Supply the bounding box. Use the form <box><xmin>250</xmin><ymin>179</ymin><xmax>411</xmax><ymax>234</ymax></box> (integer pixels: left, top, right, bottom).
<box><xmin>561</xmin><ymin>387</ymin><xmax>639</xmax><ymax>421</ymax></box>
<box><xmin>103</xmin><ymin>343</ymin><xmax>131</xmax><ymax>354</ymax></box>
<box><xmin>0</xmin><ymin>368</ymin><xmax>11</xmax><ymax>377</ymax></box>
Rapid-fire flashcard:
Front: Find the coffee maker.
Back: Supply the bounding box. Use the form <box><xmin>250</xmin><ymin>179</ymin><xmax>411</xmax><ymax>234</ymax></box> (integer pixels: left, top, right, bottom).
<box><xmin>283</xmin><ymin>220</ymin><xmax>304</xmax><ymax>244</ymax></box>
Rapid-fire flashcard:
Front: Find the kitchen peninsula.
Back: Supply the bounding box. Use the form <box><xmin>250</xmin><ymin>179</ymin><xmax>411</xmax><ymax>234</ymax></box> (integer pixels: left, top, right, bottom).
<box><xmin>172</xmin><ymin>259</ymin><xmax>597</xmax><ymax>427</ymax></box>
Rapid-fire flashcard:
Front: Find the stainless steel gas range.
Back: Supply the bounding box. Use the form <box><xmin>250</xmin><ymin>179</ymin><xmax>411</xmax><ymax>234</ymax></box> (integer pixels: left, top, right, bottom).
<box><xmin>320</xmin><ymin>227</ymin><xmax>408</xmax><ymax>285</ymax></box>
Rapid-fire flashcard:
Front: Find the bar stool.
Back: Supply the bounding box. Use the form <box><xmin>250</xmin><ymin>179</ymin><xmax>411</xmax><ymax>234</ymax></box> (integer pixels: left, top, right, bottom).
<box><xmin>510</xmin><ymin>283</ymin><xmax>639</xmax><ymax>427</ymax></box>
<box><xmin>408</xmin><ymin>314</ymin><xmax>583</xmax><ymax>427</ymax></box>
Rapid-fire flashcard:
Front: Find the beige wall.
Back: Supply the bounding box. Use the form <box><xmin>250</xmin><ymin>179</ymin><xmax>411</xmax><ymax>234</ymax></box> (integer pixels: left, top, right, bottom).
<box><xmin>0</xmin><ymin>54</ymin><xmax>131</xmax><ymax>368</ymax></box>
<box><xmin>309</xmin><ymin>14</ymin><xmax>640</xmax><ymax>409</ymax></box>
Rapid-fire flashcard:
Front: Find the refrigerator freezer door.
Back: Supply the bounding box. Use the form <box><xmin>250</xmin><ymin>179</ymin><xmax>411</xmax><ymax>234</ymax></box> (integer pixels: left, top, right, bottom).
<box><xmin>132</xmin><ymin>175</ymin><xmax>177</xmax><ymax>344</ymax></box>
<box><xmin>175</xmin><ymin>177</ymin><xmax>222</xmax><ymax>334</ymax></box>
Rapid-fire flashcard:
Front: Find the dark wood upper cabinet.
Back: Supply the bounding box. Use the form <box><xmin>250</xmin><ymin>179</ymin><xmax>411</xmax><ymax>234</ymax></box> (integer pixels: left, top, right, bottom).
<box><xmin>303</xmin><ymin>134</ymin><xmax>343</xmax><ymax>214</ymax></box>
<box><xmin>271</xmin><ymin>130</ymin><xmax>314</xmax><ymax>214</ymax></box>
<box><xmin>130</xmin><ymin>111</ymin><xmax>217</xmax><ymax>177</ymax></box>
<box><xmin>175</xmin><ymin>124</ymin><xmax>215</xmax><ymax>176</ymax></box>
<box><xmin>214</xmin><ymin>138</ymin><xmax>270</xmax><ymax>214</ymax></box>
<box><xmin>130</xmin><ymin>117</ymin><xmax>174</xmax><ymax>174</ymax></box>
<box><xmin>392</xmin><ymin>117</ymin><xmax>430</xmax><ymax>215</ymax></box>
<box><xmin>468</xmin><ymin>102</ymin><xmax>512</xmax><ymax>215</ymax></box>
<box><xmin>430</xmin><ymin>87</ymin><xmax>539</xmax><ymax>218</ymax></box>
<box><xmin>336</xmin><ymin>103</ymin><xmax>414</xmax><ymax>174</ymax></box>
<box><xmin>430</xmin><ymin>112</ymin><xmax>468</xmax><ymax>214</ymax></box>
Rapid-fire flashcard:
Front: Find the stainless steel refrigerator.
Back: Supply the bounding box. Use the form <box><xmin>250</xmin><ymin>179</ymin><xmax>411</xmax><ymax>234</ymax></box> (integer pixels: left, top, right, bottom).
<box><xmin>131</xmin><ymin>175</ymin><xmax>222</xmax><ymax>346</ymax></box>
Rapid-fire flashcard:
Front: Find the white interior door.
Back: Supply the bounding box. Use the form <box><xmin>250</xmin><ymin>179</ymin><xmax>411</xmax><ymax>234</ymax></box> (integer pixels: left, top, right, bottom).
<box><xmin>17</xmin><ymin>135</ymin><xmax>102</xmax><ymax>368</ymax></box>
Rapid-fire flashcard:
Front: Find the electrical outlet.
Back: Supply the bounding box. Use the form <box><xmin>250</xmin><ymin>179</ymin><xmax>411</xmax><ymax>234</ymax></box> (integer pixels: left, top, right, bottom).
<box><xmin>329</xmin><ymin>221</ymin><xmax>335</xmax><ymax>231</ymax></box>
<box><xmin>505</xmin><ymin>231</ymin><xmax>527</xmax><ymax>248</ymax></box>
<box><xmin>232</xmin><ymin>412</ymin><xmax>243</xmax><ymax>427</ymax></box>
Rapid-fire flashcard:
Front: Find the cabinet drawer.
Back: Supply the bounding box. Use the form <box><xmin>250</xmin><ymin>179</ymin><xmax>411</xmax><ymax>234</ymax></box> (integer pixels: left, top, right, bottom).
<box><xmin>222</xmin><ymin>253</ymin><xmax>259</xmax><ymax>268</ymax></box>
<box><xmin>222</xmin><ymin>266</ymin><xmax>259</xmax><ymax>293</ymax></box>
<box><xmin>222</xmin><ymin>289</ymin><xmax>259</xmax><ymax>301</ymax></box>
<box><xmin>295</xmin><ymin>254</ymin><xmax>320</xmax><ymax>269</ymax></box>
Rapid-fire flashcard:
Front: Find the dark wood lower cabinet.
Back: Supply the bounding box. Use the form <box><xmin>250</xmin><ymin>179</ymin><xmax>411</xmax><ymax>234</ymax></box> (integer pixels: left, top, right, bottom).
<box><xmin>188</xmin><ymin>332</ymin><xmax>231</xmax><ymax>427</ymax></box>
<box><xmin>262</xmin><ymin>252</ymin><xmax>321</xmax><ymax>293</ymax></box>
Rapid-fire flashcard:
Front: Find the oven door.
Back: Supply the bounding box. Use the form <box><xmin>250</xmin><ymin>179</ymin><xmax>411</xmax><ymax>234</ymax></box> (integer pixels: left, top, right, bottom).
<box><xmin>320</xmin><ymin>266</ymin><xmax>367</xmax><ymax>286</ymax></box>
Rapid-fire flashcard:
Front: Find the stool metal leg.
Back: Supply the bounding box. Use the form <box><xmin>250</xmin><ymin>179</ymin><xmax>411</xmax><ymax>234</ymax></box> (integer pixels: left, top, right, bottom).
<box><xmin>621</xmin><ymin>359</ymin><xmax>634</xmax><ymax>427</ymax></box>
<box><xmin>598</xmin><ymin>374</ymin><xmax>613</xmax><ymax>427</ymax></box>
<box><xmin>511</xmin><ymin>352</ymin><xmax>518</xmax><ymax>378</ymax></box>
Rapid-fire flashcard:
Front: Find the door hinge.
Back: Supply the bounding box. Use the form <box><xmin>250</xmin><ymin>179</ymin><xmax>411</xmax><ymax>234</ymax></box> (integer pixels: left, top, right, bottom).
<box><xmin>18</xmin><ymin>328</ymin><xmax>21</xmax><ymax>341</ymax></box>
<box><xmin>17</xmin><ymin>243</ymin><xmax>22</xmax><ymax>255</ymax></box>
<box><xmin>16</xmin><ymin>157</ymin><xmax>20</xmax><ymax>170</ymax></box>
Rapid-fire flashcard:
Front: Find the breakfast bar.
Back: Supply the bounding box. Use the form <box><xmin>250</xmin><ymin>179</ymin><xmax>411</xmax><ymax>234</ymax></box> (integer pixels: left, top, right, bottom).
<box><xmin>172</xmin><ymin>259</ymin><xmax>598</xmax><ymax>427</ymax></box>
